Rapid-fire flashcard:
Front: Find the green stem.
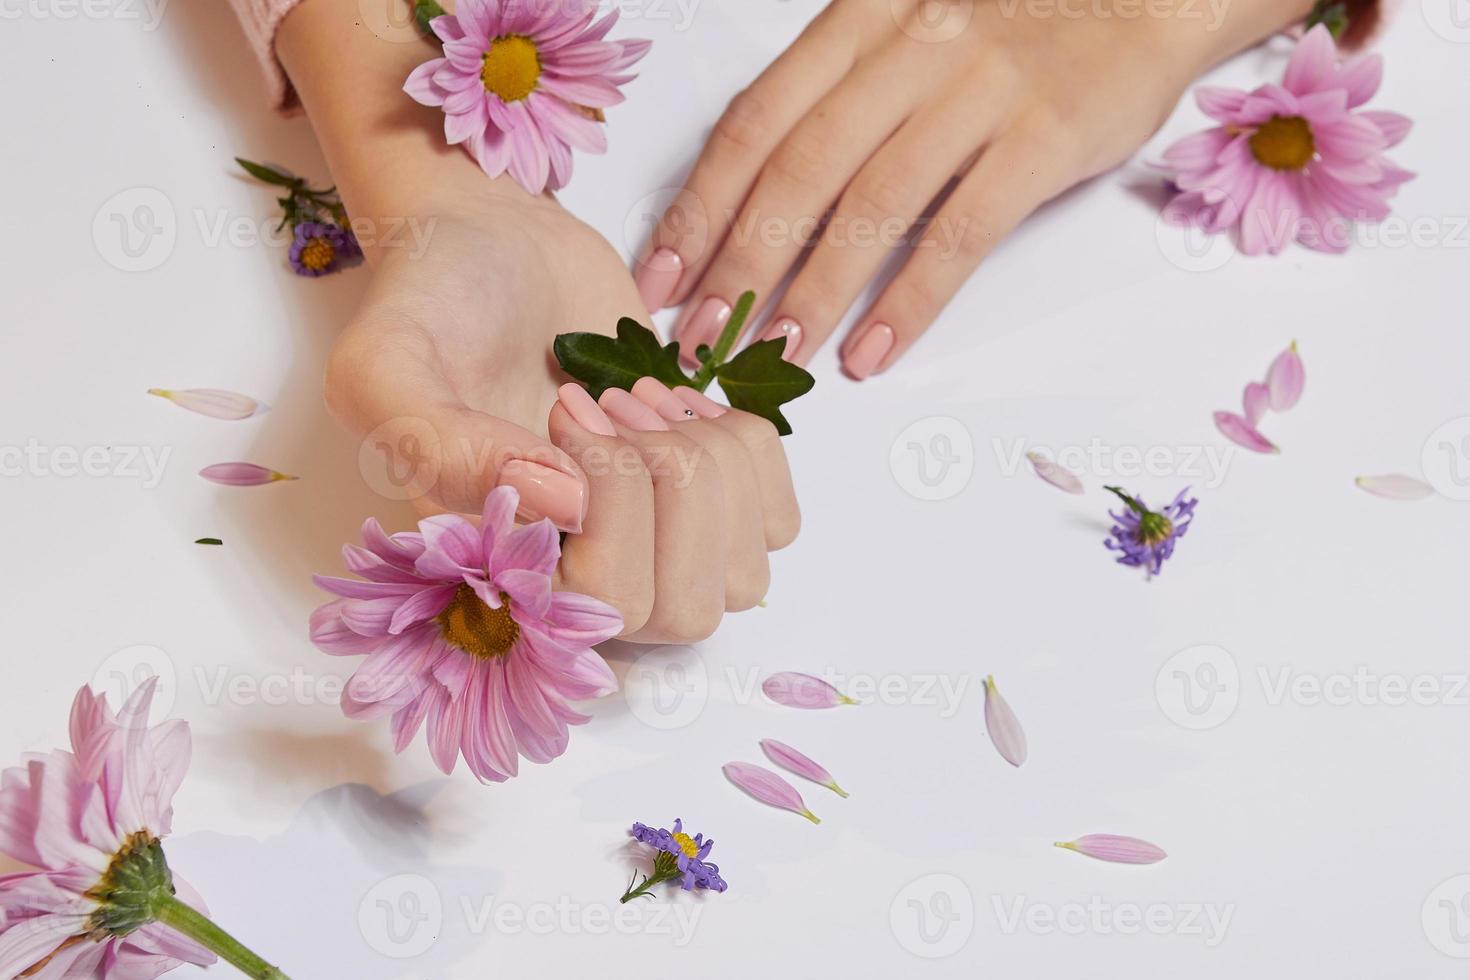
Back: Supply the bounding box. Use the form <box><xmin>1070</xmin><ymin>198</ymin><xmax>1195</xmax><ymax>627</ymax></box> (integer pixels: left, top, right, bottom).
<box><xmin>153</xmin><ymin>895</ymin><xmax>292</xmax><ymax>980</ymax></box>
<box><xmin>414</xmin><ymin>0</ymin><xmax>448</xmax><ymax>36</ymax></box>
<box><xmin>689</xmin><ymin>290</ymin><xmax>755</xmax><ymax>392</ymax></box>
<box><xmin>619</xmin><ymin>852</ymin><xmax>682</xmax><ymax>903</ymax></box>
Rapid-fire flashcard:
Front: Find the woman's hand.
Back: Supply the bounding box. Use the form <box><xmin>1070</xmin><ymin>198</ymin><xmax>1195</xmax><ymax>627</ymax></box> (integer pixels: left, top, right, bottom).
<box><xmin>637</xmin><ymin>0</ymin><xmax>1313</xmax><ymax>378</ymax></box>
<box><xmin>281</xmin><ymin>0</ymin><xmax>799</xmax><ymax>642</ymax></box>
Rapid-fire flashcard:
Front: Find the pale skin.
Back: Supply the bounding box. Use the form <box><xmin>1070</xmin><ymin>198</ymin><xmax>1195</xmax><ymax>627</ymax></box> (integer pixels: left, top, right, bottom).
<box><xmin>279</xmin><ymin>0</ymin><xmax>1311</xmax><ymax>640</ymax></box>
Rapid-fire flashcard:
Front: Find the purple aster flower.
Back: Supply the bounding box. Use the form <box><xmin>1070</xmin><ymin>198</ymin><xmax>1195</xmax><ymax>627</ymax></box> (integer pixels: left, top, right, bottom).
<box><xmin>288</xmin><ymin>221</ymin><xmax>359</xmax><ymax>277</ymax></box>
<box><xmin>622</xmin><ymin>818</ymin><xmax>727</xmax><ymax>902</ymax></box>
<box><xmin>1104</xmin><ymin>486</ymin><xmax>1197</xmax><ymax>577</ymax></box>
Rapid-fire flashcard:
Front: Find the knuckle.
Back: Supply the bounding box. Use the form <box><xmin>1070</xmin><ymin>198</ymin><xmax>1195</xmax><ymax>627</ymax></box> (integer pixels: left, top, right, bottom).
<box><xmin>657</xmin><ymin>596</ymin><xmax>725</xmax><ymax>644</ymax></box>
<box><xmin>562</xmin><ymin>563</ymin><xmax>654</xmax><ymax>637</ymax></box>
<box><xmin>765</xmin><ymin>506</ymin><xmax>801</xmax><ymax>552</ymax></box>
<box><xmin>949</xmin><ymin>211</ymin><xmax>999</xmax><ymax>262</ymax></box>
<box><xmin>767</xmin><ymin>129</ymin><xmax>834</xmax><ymax>188</ymax></box>
<box><xmin>891</xmin><ymin>268</ymin><xmax>944</xmax><ymax>317</ymax></box>
<box><xmin>725</xmin><ymin>561</ymin><xmax>772</xmax><ymax>613</ymax></box>
<box><xmin>715</xmin><ymin>90</ymin><xmax>770</xmax><ymax>154</ymax></box>
<box><xmin>843</xmin><ymin>170</ymin><xmax>914</xmax><ymax>223</ymax></box>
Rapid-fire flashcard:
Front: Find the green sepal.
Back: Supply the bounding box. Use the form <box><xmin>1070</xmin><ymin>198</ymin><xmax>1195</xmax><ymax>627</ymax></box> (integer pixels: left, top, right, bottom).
<box><xmin>235</xmin><ymin>158</ymin><xmax>300</xmax><ymax>189</ymax></box>
<box><xmin>1304</xmin><ymin>0</ymin><xmax>1348</xmax><ymax>38</ymax></box>
<box><xmin>414</xmin><ymin>0</ymin><xmax>448</xmax><ymax>37</ymax></box>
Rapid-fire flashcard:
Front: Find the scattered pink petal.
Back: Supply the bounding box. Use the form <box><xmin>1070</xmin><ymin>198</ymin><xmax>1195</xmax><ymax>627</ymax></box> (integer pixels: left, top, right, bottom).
<box><xmin>1242</xmin><ymin>382</ymin><xmax>1271</xmax><ymax>426</ymax></box>
<box><xmin>1213</xmin><ymin>411</ymin><xmax>1279</xmax><ymax>454</ymax></box>
<box><xmin>723</xmin><ymin>762</ymin><xmax>820</xmax><ymax>823</ymax></box>
<box><xmin>1026</xmin><ymin>452</ymin><xmax>1084</xmax><ymax>495</ymax></box>
<box><xmin>762</xmin><ymin>672</ymin><xmax>858</xmax><ymax>709</ymax></box>
<box><xmin>760</xmin><ymin>739</ymin><xmax>848</xmax><ymax>797</ymax></box>
<box><xmin>199</xmin><ymin>462</ymin><xmax>298</xmax><ymax>486</ymax></box>
<box><xmin>1266</xmin><ymin>342</ymin><xmax>1305</xmax><ymax>411</ymax></box>
<box><xmin>1355</xmin><ymin>474</ymin><xmax>1434</xmax><ymax>500</ymax></box>
<box><xmin>983</xmin><ymin>675</ymin><xmax>1027</xmax><ymax>768</ymax></box>
<box><xmin>148</xmin><ymin>387</ymin><xmax>265</xmax><ymax>420</ymax></box>
<box><xmin>1056</xmin><ymin>834</ymin><xmax>1167</xmax><ymax>865</ymax></box>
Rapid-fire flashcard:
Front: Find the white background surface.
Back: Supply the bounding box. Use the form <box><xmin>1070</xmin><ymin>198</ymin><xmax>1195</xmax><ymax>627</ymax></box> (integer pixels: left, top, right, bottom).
<box><xmin>4</xmin><ymin>1</ymin><xmax>1470</xmax><ymax>976</ymax></box>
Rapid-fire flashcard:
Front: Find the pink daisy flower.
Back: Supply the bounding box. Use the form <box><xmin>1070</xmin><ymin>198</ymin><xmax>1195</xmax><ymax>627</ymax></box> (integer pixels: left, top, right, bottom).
<box><xmin>1161</xmin><ymin>24</ymin><xmax>1413</xmax><ymax>255</ymax></box>
<box><xmin>404</xmin><ymin>0</ymin><xmax>651</xmax><ymax>195</ymax></box>
<box><xmin>0</xmin><ymin>679</ymin><xmax>217</xmax><ymax>978</ymax></box>
<box><xmin>311</xmin><ymin>485</ymin><xmax>624</xmax><ymax>783</ymax></box>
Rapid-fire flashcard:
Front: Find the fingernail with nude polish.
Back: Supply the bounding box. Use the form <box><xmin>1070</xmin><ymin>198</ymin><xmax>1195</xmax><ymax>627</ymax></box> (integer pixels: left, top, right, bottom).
<box><xmin>843</xmin><ymin>323</ymin><xmax>895</xmax><ymax>381</ymax></box>
<box><xmin>672</xmin><ymin>385</ymin><xmax>727</xmax><ymax>419</ymax></box>
<box><xmin>632</xmin><ymin>377</ymin><xmax>698</xmax><ymax>422</ymax></box>
<box><xmin>498</xmin><ymin>459</ymin><xmax>587</xmax><ymax>533</ymax></box>
<box><xmin>762</xmin><ymin>317</ymin><xmax>803</xmax><ymax>362</ymax></box>
<box><xmin>635</xmin><ymin>247</ymin><xmax>683</xmax><ymax>312</ymax></box>
<box><xmin>557</xmin><ymin>383</ymin><xmax>618</xmax><ymax>437</ymax></box>
<box><xmin>678</xmin><ymin>296</ymin><xmax>731</xmax><ymax>367</ymax></box>
<box><xmin>598</xmin><ymin>387</ymin><xmax>670</xmax><ymax>431</ymax></box>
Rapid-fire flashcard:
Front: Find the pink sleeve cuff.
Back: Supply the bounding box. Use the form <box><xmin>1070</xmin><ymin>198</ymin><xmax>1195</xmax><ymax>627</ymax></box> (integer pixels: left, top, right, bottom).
<box><xmin>228</xmin><ymin>0</ymin><xmax>305</xmax><ymax>112</ymax></box>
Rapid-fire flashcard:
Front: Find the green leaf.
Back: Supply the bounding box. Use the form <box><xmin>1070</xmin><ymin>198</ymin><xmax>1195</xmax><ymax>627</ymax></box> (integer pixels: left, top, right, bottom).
<box><xmin>713</xmin><ymin>338</ymin><xmax>814</xmax><ymax>436</ymax></box>
<box><xmin>235</xmin><ymin>157</ymin><xmax>300</xmax><ymax>188</ymax></box>
<box><xmin>195</xmin><ymin>537</ymin><xmax>223</xmax><ymax>546</ymax></box>
<box><xmin>553</xmin><ymin>318</ymin><xmax>691</xmax><ymax>400</ymax></box>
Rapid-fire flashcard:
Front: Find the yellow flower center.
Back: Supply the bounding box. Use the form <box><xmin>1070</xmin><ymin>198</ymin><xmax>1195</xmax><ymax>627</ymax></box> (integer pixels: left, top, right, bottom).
<box><xmin>438</xmin><ymin>584</ymin><xmax>519</xmax><ymax>659</ymax></box>
<box><xmin>1249</xmin><ymin>115</ymin><xmax>1316</xmax><ymax>171</ymax></box>
<box><xmin>300</xmin><ymin>237</ymin><xmax>336</xmax><ymax>271</ymax></box>
<box><xmin>671</xmin><ymin>832</ymin><xmax>700</xmax><ymax>858</ymax></box>
<box><xmin>481</xmin><ymin>35</ymin><xmax>541</xmax><ymax>103</ymax></box>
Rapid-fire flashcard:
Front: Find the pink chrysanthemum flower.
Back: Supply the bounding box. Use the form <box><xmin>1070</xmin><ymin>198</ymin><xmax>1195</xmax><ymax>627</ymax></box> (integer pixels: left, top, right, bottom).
<box><xmin>404</xmin><ymin>0</ymin><xmax>651</xmax><ymax>195</ymax></box>
<box><xmin>0</xmin><ymin>680</ymin><xmax>216</xmax><ymax>978</ymax></box>
<box><xmin>311</xmin><ymin>486</ymin><xmax>623</xmax><ymax>783</ymax></box>
<box><xmin>1161</xmin><ymin>24</ymin><xmax>1413</xmax><ymax>255</ymax></box>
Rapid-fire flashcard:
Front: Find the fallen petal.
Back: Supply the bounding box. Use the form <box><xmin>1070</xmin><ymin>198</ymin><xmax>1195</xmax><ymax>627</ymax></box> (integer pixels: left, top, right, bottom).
<box><xmin>723</xmin><ymin>762</ymin><xmax>820</xmax><ymax>823</ymax></box>
<box><xmin>1056</xmin><ymin>834</ymin><xmax>1167</xmax><ymax>865</ymax></box>
<box><xmin>760</xmin><ymin>739</ymin><xmax>848</xmax><ymax>797</ymax></box>
<box><xmin>1026</xmin><ymin>452</ymin><xmax>1084</xmax><ymax>495</ymax></box>
<box><xmin>199</xmin><ymin>462</ymin><xmax>298</xmax><ymax>486</ymax></box>
<box><xmin>762</xmin><ymin>672</ymin><xmax>858</xmax><ymax>709</ymax></box>
<box><xmin>1242</xmin><ymin>382</ymin><xmax>1270</xmax><ymax>426</ymax></box>
<box><xmin>149</xmin><ymin>387</ymin><xmax>265</xmax><ymax>420</ymax></box>
<box><xmin>1266</xmin><ymin>342</ymin><xmax>1305</xmax><ymax>411</ymax></box>
<box><xmin>1355</xmin><ymin>474</ymin><xmax>1434</xmax><ymax>500</ymax></box>
<box><xmin>983</xmin><ymin>675</ymin><xmax>1027</xmax><ymax>768</ymax></box>
<box><xmin>1213</xmin><ymin>411</ymin><xmax>1279</xmax><ymax>454</ymax></box>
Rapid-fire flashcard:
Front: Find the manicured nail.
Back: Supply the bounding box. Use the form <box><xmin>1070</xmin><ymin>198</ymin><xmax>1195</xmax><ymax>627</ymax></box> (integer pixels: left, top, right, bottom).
<box><xmin>598</xmin><ymin>387</ymin><xmax>669</xmax><ymax>431</ymax></box>
<box><xmin>557</xmin><ymin>383</ymin><xmax>618</xmax><ymax>437</ymax></box>
<box><xmin>678</xmin><ymin>296</ymin><xmax>731</xmax><ymax>367</ymax></box>
<box><xmin>762</xmin><ymin>317</ymin><xmax>803</xmax><ymax>362</ymax></box>
<box><xmin>672</xmin><ymin>385</ymin><xmax>727</xmax><ymax>419</ymax></box>
<box><xmin>631</xmin><ymin>377</ymin><xmax>697</xmax><ymax>422</ymax></box>
<box><xmin>843</xmin><ymin>323</ymin><xmax>895</xmax><ymax>380</ymax></box>
<box><xmin>497</xmin><ymin>459</ymin><xmax>586</xmax><ymax>533</ymax></box>
<box><xmin>635</xmin><ymin>247</ymin><xmax>683</xmax><ymax>312</ymax></box>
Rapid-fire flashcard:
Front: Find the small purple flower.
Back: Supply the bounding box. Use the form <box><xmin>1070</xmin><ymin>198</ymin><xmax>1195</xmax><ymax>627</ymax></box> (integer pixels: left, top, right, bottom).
<box><xmin>1104</xmin><ymin>486</ymin><xmax>1197</xmax><ymax>577</ymax></box>
<box><xmin>288</xmin><ymin>221</ymin><xmax>359</xmax><ymax>277</ymax></box>
<box><xmin>623</xmin><ymin>818</ymin><xmax>727</xmax><ymax>900</ymax></box>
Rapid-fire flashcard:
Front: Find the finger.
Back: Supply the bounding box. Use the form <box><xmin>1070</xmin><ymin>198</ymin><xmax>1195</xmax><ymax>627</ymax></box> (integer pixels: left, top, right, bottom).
<box><xmin>598</xmin><ymin>389</ymin><xmax>728</xmax><ymax>645</ymax></box>
<box><xmin>757</xmin><ymin>79</ymin><xmax>1008</xmax><ymax>365</ymax></box>
<box><xmin>840</xmin><ymin>125</ymin><xmax>1078</xmax><ymax>379</ymax></box>
<box><xmin>669</xmin><ymin>38</ymin><xmax>929</xmax><ymax>363</ymax></box>
<box><xmin>707</xmin><ymin>409</ymin><xmax>800</xmax><ymax>552</ymax></box>
<box><xmin>327</xmin><ymin>321</ymin><xmax>587</xmax><ymax>528</ymax></box>
<box><xmin>548</xmin><ymin>390</ymin><xmax>656</xmax><ymax>636</ymax></box>
<box><xmin>634</xmin><ymin>7</ymin><xmax>860</xmax><ymax>312</ymax></box>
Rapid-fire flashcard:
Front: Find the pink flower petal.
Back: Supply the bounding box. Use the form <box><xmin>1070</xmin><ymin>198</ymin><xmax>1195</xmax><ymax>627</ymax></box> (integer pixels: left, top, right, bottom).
<box><xmin>1337</xmin><ymin>53</ymin><xmax>1383</xmax><ymax>108</ymax></box>
<box><xmin>148</xmin><ymin>387</ymin><xmax>264</xmax><ymax>420</ymax></box>
<box><xmin>1242</xmin><ymin>382</ymin><xmax>1271</xmax><ymax>426</ymax></box>
<box><xmin>1283</xmin><ymin>24</ymin><xmax>1339</xmax><ymax>97</ymax></box>
<box><xmin>1026</xmin><ymin>452</ymin><xmax>1084</xmax><ymax>495</ymax></box>
<box><xmin>1266</xmin><ymin>342</ymin><xmax>1305</xmax><ymax>411</ymax></box>
<box><xmin>1355</xmin><ymin>474</ymin><xmax>1435</xmax><ymax>500</ymax></box>
<box><xmin>198</xmin><ymin>462</ymin><xmax>297</xmax><ymax>485</ymax></box>
<box><xmin>983</xmin><ymin>676</ymin><xmax>1027</xmax><ymax>768</ymax></box>
<box><xmin>1360</xmin><ymin>110</ymin><xmax>1412</xmax><ymax>148</ymax></box>
<box><xmin>1213</xmin><ymin>411</ymin><xmax>1279</xmax><ymax>454</ymax></box>
<box><xmin>760</xmin><ymin>739</ymin><xmax>848</xmax><ymax>797</ymax></box>
<box><xmin>1056</xmin><ymin>834</ymin><xmax>1167</xmax><ymax>865</ymax></box>
<box><xmin>761</xmin><ymin>672</ymin><xmax>858</xmax><ymax>709</ymax></box>
<box><xmin>723</xmin><ymin>762</ymin><xmax>820</xmax><ymax>823</ymax></box>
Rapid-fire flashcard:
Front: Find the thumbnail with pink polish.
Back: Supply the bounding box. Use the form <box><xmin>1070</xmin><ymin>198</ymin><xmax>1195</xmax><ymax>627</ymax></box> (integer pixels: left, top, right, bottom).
<box><xmin>635</xmin><ymin>247</ymin><xmax>683</xmax><ymax>312</ymax></box>
<box><xmin>631</xmin><ymin>377</ymin><xmax>698</xmax><ymax>422</ymax></box>
<box><xmin>844</xmin><ymin>323</ymin><xmax>895</xmax><ymax>380</ymax></box>
<box><xmin>557</xmin><ymin>383</ymin><xmax>618</xmax><ymax>437</ymax></box>
<box><xmin>672</xmin><ymin>385</ymin><xmax>727</xmax><ymax>419</ymax></box>
<box><xmin>496</xmin><ymin>459</ymin><xmax>586</xmax><ymax>534</ymax></box>
<box><xmin>678</xmin><ymin>297</ymin><xmax>731</xmax><ymax>366</ymax></box>
<box><xmin>598</xmin><ymin>387</ymin><xmax>670</xmax><ymax>431</ymax></box>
